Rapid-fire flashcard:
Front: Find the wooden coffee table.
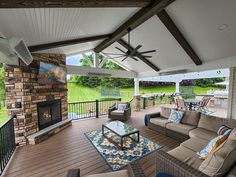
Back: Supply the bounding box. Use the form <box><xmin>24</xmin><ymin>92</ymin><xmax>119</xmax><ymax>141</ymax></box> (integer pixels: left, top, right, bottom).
<box><xmin>102</xmin><ymin>121</ymin><xmax>139</xmax><ymax>150</ymax></box>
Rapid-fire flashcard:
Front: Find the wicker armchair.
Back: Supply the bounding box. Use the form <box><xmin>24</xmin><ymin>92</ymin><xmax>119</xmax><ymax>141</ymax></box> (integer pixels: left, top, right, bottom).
<box><xmin>108</xmin><ymin>102</ymin><xmax>131</xmax><ymax>121</ymax></box>
<box><xmin>67</xmin><ymin>161</ymin><xmax>146</xmax><ymax>177</ymax></box>
<box><xmin>156</xmin><ymin>150</ymin><xmax>236</xmax><ymax>177</ymax></box>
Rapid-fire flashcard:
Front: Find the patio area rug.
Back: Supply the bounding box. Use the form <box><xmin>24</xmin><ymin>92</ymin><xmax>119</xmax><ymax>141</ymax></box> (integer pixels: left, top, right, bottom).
<box><xmin>85</xmin><ymin>129</ymin><xmax>161</xmax><ymax>171</ymax></box>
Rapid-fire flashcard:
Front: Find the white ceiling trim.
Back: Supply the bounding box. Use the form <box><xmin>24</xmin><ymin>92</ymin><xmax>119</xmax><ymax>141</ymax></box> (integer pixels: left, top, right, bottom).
<box><xmin>138</xmin><ymin>55</ymin><xmax>236</xmax><ymax>78</ymax></box>
<box><xmin>140</xmin><ymin>69</ymin><xmax>229</xmax><ymax>82</ymax></box>
<box><xmin>67</xmin><ymin>65</ymin><xmax>137</xmax><ymax>78</ymax></box>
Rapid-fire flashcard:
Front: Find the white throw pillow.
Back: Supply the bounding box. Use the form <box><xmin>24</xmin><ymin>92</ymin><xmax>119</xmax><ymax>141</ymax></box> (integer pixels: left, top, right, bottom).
<box><xmin>168</xmin><ymin>110</ymin><xmax>184</xmax><ymax>123</ymax></box>
<box><xmin>117</xmin><ymin>103</ymin><xmax>127</xmax><ymax>111</ymax></box>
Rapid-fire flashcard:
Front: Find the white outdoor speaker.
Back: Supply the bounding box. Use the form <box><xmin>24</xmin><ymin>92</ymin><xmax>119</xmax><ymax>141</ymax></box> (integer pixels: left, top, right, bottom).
<box><xmin>0</xmin><ymin>37</ymin><xmax>33</xmax><ymax>65</ymax></box>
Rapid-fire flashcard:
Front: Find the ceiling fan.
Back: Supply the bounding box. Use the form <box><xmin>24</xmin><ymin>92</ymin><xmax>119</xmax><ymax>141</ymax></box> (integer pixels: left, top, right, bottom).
<box><xmin>104</xmin><ymin>28</ymin><xmax>156</xmax><ymax>62</ymax></box>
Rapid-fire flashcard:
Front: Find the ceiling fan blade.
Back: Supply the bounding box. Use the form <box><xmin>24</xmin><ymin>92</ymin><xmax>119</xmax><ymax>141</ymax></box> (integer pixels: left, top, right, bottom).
<box><xmin>142</xmin><ymin>55</ymin><xmax>152</xmax><ymax>58</ymax></box>
<box><xmin>121</xmin><ymin>56</ymin><xmax>128</xmax><ymax>62</ymax></box>
<box><xmin>115</xmin><ymin>47</ymin><xmax>127</xmax><ymax>54</ymax></box>
<box><xmin>104</xmin><ymin>53</ymin><xmax>126</xmax><ymax>56</ymax></box>
<box><xmin>111</xmin><ymin>55</ymin><xmax>127</xmax><ymax>59</ymax></box>
<box><xmin>139</xmin><ymin>50</ymin><xmax>156</xmax><ymax>54</ymax></box>
<box><xmin>134</xmin><ymin>45</ymin><xmax>142</xmax><ymax>51</ymax></box>
<box><xmin>131</xmin><ymin>56</ymin><xmax>139</xmax><ymax>61</ymax></box>
<box><xmin>130</xmin><ymin>45</ymin><xmax>142</xmax><ymax>55</ymax></box>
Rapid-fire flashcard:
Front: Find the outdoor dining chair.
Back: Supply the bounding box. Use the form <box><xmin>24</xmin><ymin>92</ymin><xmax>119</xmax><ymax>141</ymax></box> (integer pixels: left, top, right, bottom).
<box><xmin>176</xmin><ymin>98</ymin><xmax>187</xmax><ymax>111</ymax></box>
<box><xmin>195</xmin><ymin>96</ymin><xmax>212</xmax><ymax>113</ymax></box>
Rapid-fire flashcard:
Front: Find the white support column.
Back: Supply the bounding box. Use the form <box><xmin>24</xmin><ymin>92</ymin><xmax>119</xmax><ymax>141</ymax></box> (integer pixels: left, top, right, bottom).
<box><xmin>134</xmin><ymin>78</ymin><xmax>141</xmax><ymax>111</ymax></box>
<box><xmin>227</xmin><ymin>67</ymin><xmax>235</xmax><ymax>119</ymax></box>
<box><xmin>94</xmin><ymin>52</ymin><xmax>99</xmax><ymax>68</ymax></box>
<box><xmin>134</xmin><ymin>78</ymin><xmax>140</xmax><ymax>96</ymax></box>
<box><xmin>175</xmin><ymin>82</ymin><xmax>180</xmax><ymax>94</ymax></box>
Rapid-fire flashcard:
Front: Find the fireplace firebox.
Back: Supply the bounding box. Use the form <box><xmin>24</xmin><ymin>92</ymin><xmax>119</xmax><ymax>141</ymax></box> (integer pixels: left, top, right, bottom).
<box><xmin>37</xmin><ymin>99</ymin><xmax>62</xmax><ymax>130</ymax></box>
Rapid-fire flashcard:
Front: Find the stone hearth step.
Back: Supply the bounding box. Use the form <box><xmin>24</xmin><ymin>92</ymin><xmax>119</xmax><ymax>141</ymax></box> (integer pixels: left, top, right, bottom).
<box><xmin>27</xmin><ymin>119</ymin><xmax>72</xmax><ymax>145</ymax></box>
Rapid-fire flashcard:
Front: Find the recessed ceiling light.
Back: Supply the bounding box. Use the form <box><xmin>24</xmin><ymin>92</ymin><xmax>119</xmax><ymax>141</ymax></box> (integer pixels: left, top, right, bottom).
<box><xmin>217</xmin><ymin>24</ymin><xmax>228</xmax><ymax>31</ymax></box>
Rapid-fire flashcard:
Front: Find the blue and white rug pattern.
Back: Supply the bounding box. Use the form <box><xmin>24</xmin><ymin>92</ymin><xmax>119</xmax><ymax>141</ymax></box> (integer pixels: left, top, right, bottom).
<box><xmin>85</xmin><ymin>129</ymin><xmax>161</xmax><ymax>171</ymax></box>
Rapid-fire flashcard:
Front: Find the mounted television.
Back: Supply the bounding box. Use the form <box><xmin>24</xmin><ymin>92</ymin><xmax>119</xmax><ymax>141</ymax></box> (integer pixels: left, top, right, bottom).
<box><xmin>37</xmin><ymin>62</ymin><xmax>66</xmax><ymax>84</ymax></box>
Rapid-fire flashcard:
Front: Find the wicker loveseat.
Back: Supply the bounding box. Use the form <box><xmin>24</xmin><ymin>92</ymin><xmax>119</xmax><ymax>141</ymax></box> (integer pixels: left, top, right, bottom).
<box><xmin>146</xmin><ymin>106</ymin><xmax>236</xmax><ymax>177</ymax></box>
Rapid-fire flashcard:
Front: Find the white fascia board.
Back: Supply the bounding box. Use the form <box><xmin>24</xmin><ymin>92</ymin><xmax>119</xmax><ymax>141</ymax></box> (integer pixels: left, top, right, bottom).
<box><xmin>138</xmin><ymin>55</ymin><xmax>236</xmax><ymax>78</ymax></box>
<box><xmin>67</xmin><ymin>65</ymin><xmax>137</xmax><ymax>78</ymax></box>
<box><xmin>66</xmin><ymin>49</ymin><xmax>94</xmax><ymax>57</ymax></box>
<box><xmin>140</xmin><ymin>69</ymin><xmax>229</xmax><ymax>82</ymax></box>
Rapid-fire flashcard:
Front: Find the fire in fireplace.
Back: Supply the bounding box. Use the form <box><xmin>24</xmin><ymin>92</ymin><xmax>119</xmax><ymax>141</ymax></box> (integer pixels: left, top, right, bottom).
<box><xmin>37</xmin><ymin>99</ymin><xmax>62</xmax><ymax>130</ymax></box>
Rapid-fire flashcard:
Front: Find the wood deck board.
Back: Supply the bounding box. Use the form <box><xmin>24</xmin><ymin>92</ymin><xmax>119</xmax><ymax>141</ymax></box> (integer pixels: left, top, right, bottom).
<box><xmin>3</xmin><ymin>107</ymin><xmax>180</xmax><ymax>177</ymax></box>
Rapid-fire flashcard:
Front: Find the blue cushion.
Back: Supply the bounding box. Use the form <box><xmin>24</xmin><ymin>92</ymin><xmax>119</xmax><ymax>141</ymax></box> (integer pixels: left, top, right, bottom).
<box><xmin>168</xmin><ymin>110</ymin><xmax>184</xmax><ymax>123</ymax></box>
<box><xmin>156</xmin><ymin>173</ymin><xmax>172</xmax><ymax>177</ymax></box>
<box><xmin>144</xmin><ymin>115</ymin><xmax>148</xmax><ymax>126</ymax></box>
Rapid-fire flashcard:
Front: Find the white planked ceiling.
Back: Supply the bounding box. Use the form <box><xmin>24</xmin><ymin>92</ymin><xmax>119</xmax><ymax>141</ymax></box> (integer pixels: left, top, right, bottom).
<box><xmin>0</xmin><ymin>0</ymin><xmax>236</xmax><ymax>76</ymax></box>
<box><xmin>0</xmin><ymin>8</ymin><xmax>139</xmax><ymax>46</ymax></box>
<box><xmin>166</xmin><ymin>0</ymin><xmax>236</xmax><ymax>62</ymax></box>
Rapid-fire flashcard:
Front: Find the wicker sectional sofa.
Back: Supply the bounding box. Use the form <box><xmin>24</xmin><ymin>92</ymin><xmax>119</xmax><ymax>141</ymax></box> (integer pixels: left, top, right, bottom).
<box><xmin>146</xmin><ymin>107</ymin><xmax>236</xmax><ymax>177</ymax></box>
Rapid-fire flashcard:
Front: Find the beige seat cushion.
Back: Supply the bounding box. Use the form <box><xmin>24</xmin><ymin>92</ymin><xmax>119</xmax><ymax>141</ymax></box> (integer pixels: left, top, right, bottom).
<box><xmin>189</xmin><ymin>127</ymin><xmax>217</xmax><ymax>141</ymax></box>
<box><xmin>150</xmin><ymin>118</ymin><xmax>169</xmax><ymax>128</ymax></box>
<box><xmin>181</xmin><ymin>137</ymin><xmax>209</xmax><ymax>152</ymax></box>
<box><xmin>199</xmin><ymin>128</ymin><xmax>236</xmax><ymax>177</ymax></box>
<box><xmin>160</xmin><ymin>106</ymin><xmax>172</xmax><ymax>119</ymax></box>
<box><xmin>181</xmin><ymin>111</ymin><xmax>201</xmax><ymax>126</ymax></box>
<box><xmin>166</xmin><ymin>123</ymin><xmax>195</xmax><ymax>135</ymax></box>
<box><xmin>86</xmin><ymin>170</ymin><xmax>130</xmax><ymax>177</ymax></box>
<box><xmin>110</xmin><ymin>110</ymin><xmax>124</xmax><ymax>116</ymax></box>
<box><xmin>168</xmin><ymin>146</ymin><xmax>203</xmax><ymax>169</ymax></box>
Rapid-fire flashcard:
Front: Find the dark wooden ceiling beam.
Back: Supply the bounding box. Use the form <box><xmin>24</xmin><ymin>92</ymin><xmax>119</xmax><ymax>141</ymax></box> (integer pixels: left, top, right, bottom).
<box><xmin>0</xmin><ymin>0</ymin><xmax>151</xmax><ymax>8</ymax></box>
<box><xmin>118</xmin><ymin>39</ymin><xmax>160</xmax><ymax>71</ymax></box>
<box><xmin>157</xmin><ymin>10</ymin><xmax>202</xmax><ymax>65</ymax></box>
<box><xmin>94</xmin><ymin>0</ymin><xmax>175</xmax><ymax>53</ymax></box>
<box><xmin>28</xmin><ymin>34</ymin><xmax>111</xmax><ymax>52</ymax></box>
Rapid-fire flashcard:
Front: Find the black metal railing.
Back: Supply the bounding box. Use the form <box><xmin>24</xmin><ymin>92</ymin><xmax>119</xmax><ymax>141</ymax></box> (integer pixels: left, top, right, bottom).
<box><xmin>0</xmin><ymin>114</ymin><xmax>16</xmax><ymax>176</ymax></box>
<box><xmin>68</xmin><ymin>98</ymin><xmax>121</xmax><ymax>120</ymax></box>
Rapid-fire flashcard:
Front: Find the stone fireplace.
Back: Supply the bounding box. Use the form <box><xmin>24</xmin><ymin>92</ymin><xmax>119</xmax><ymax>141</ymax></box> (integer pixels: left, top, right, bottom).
<box><xmin>5</xmin><ymin>54</ymin><xmax>68</xmax><ymax>145</ymax></box>
<box><xmin>37</xmin><ymin>99</ymin><xmax>62</xmax><ymax>130</ymax></box>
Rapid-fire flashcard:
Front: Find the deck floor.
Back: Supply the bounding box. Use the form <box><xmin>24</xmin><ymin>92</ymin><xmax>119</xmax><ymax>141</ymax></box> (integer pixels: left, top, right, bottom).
<box><xmin>4</xmin><ymin>107</ymin><xmax>180</xmax><ymax>177</ymax></box>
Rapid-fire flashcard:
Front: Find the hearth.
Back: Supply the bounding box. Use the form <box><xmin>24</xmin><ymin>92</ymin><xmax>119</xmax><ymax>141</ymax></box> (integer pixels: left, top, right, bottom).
<box><xmin>37</xmin><ymin>100</ymin><xmax>62</xmax><ymax>130</ymax></box>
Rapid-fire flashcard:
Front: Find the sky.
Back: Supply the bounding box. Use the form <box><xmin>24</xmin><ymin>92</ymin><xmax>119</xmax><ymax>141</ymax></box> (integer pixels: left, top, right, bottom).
<box><xmin>66</xmin><ymin>51</ymin><xmax>93</xmax><ymax>66</ymax></box>
<box><xmin>66</xmin><ymin>54</ymin><xmax>82</xmax><ymax>66</ymax></box>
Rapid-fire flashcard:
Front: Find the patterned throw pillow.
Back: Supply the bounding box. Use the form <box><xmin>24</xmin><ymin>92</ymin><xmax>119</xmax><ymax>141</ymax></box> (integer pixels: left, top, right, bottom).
<box><xmin>168</xmin><ymin>110</ymin><xmax>184</xmax><ymax>123</ymax></box>
<box><xmin>117</xmin><ymin>103</ymin><xmax>127</xmax><ymax>111</ymax></box>
<box><xmin>197</xmin><ymin>135</ymin><xmax>228</xmax><ymax>159</ymax></box>
<box><xmin>217</xmin><ymin>125</ymin><xmax>232</xmax><ymax>136</ymax></box>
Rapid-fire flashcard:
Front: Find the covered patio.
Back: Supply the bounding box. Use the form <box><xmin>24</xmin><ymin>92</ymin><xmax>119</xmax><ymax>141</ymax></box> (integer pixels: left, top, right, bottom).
<box><xmin>1</xmin><ymin>0</ymin><xmax>236</xmax><ymax>177</ymax></box>
<box><xmin>3</xmin><ymin>107</ymin><xmax>179</xmax><ymax>177</ymax></box>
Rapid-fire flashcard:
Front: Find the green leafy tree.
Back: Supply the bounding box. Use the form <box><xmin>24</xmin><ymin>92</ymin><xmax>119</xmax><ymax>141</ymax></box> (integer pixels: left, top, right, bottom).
<box><xmin>194</xmin><ymin>78</ymin><xmax>225</xmax><ymax>87</ymax></box>
<box><xmin>69</xmin><ymin>54</ymin><xmax>134</xmax><ymax>88</ymax></box>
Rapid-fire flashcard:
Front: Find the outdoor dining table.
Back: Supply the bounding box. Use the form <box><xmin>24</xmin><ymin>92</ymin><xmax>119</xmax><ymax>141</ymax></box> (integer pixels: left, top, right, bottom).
<box><xmin>184</xmin><ymin>99</ymin><xmax>202</xmax><ymax>111</ymax></box>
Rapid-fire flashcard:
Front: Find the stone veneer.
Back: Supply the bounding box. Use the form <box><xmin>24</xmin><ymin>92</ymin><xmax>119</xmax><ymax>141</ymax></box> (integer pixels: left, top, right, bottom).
<box><xmin>133</xmin><ymin>95</ymin><xmax>141</xmax><ymax>111</ymax></box>
<box><xmin>4</xmin><ymin>54</ymin><xmax>68</xmax><ymax>146</ymax></box>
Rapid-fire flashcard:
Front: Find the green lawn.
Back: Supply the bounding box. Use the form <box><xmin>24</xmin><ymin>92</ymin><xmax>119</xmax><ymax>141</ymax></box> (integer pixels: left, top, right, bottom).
<box><xmin>0</xmin><ymin>84</ymin><xmax>221</xmax><ymax>125</ymax></box>
<box><xmin>67</xmin><ymin>83</ymin><xmax>220</xmax><ymax>103</ymax></box>
<box><xmin>0</xmin><ymin>106</ymin><xmax>8</xmax><ymax>125</ymax></box>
